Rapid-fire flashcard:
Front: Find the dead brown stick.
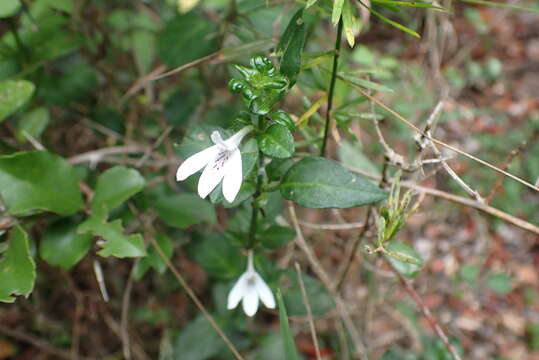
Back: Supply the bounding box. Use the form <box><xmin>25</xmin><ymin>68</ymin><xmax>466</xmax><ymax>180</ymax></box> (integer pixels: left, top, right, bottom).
<box><xmin>346</xmin><ymin>165</ymin><xmax>539</xmax><ymax>236</ymax></box>
<box><xmin>350</xmin><ymin>83</ymin><xmax>539</xmax><ymax>193</ymax></box>
<box><xmin>295</xmin><ymin>262</ymin><xmax>323</xmax><ymax>360</ymax></box>
<box><xmin>288</xmin><ymin>204</ymin><xmax>369</xmax><ymax>360</ymax></box>
<box><xmin>383</xmin><ymin>258</ymin><xmax>463</xmax><ymax>360</ymax></box>
<box><xmin>148</xmin><ymin>235</ymin><xmax>244</xmax><ymax>360</ymax></box>
<box><xmin>0</xmin><ymin>324</ymin><xmax>95</xmax><ymax>360</ymax></box>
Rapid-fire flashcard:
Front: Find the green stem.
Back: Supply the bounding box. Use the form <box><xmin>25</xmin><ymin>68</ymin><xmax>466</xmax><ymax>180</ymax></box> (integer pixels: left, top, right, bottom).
<box><xmin>247</xmin><ymin>155</ymin><xmax>263</xmax><ymax>249</ymax></box>
<box><xmin>320</xmin><ymin>17</ymin><xmax>343</xmax><ymax>157</ymax></box>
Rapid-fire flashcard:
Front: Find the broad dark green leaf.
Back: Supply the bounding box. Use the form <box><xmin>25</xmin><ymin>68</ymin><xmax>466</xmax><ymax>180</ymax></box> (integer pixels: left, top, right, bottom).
<box><xmin>0</xmin><ymin>0</ymin><xmax>21</xmax><ymax>18</ymax></box>
<box><xmin>189</xmin><ymin>233</ymin><xmax>243</xmax><ymax>280</ymax></box>
<box><xmin>280</xmin><ymin>156</ymin><xmax>387</xmax><ymax>208</ymax></box>
<box><xmin>279</xmin><ymin>9</ymin><xmax>306</xmax><ymax>81</ymax></box>
<box><xmin>259</xmin><ymin>225</ymin><xmax>296</xmax><ymax>250</ymax></box>
<box><xmin>163</xmin><ymin>315</ymin><xmax>223</xmax><ymax>360</ymax></box>
<box><xmin>91</xmin><ymin>166</ymin><xmax>145</xmax><ymax>213</ymax></box>
<box><xmin>16</xmin><ymin>107</ymin><xmax>50</xmax><ymax>142</ymax></box>
<box><xmin>40</xmin><ymin>219</ymin><xmax>93</xmax><ymax>270</ymax></box>
<box><xmin>157</xmin><ymin>13</ymin><xmax>219</xmax><ymax>67</ymax></box>
<box><xmin>0</xmin><ymin>151</ymin><xmax>83</xmax><ymax>215</ymax></box>
<box><xmin>384</xmin><ymin>241</ymin><xmax>422</xmax><ymax>278</ymax></box>
<box><xmin>0</xmin><ymin>80</ymin><xmax>35</xmax><ymax>123</ymax></box>
<box><xmin>0</xmin><ymin>226</ymin><xmax>36</xmax><ymax>303</ymax></box>
<box><xmin>133</xmin><ymin>234</ymin><xmax>173</xmax><ymax>280</ymax></box>
<box><xmin>78</xmin><ymin>216</ymin><xmax>147</xmax><ymax>258</ymax></box>
<box><xmin>259</xmin><ymin>124</ymin><xmax>295</xmax><ymax>159</ymax></box>
<box><xmin>277</xmin><ymin>289</ymin><xmax>301</xmax><ymax>360</ymax></box>
<box><xmin>153</xmin><ymin>193</ymin><xmax>216</xmax><ymax>229</ymax></box>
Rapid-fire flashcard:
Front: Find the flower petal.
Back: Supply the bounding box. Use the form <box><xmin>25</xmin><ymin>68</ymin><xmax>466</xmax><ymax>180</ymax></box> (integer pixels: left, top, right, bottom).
<box><xmin>227</xmin><ymin>273</ymin><xmax>248</xmax><ymax>310</ymax></box>
<box><xmin>254</xmin><ymin>272</ymin><xmax>276</xmax><ymax>309</ymax></box>
<box><xmin>222</xmin><ymin>149</ymin><xmax>243</xmax><ymax>203</ymax></box>
<box><xmin>242</xmin><ymin>284</ymin><xmax>260</xmax><ymax>317</ymax></box>
<box><xmin>197</xmin><ymin>150</ymin><xmax>228</xmax><ymax>198</ymax></box>
<box><xmin>176</xmin><ymin>145</ymin><xmax>219</xmax><ymax>181</ymax></box>
<box><xmin>224</xmin><ymin>126</ymin><xmax>253</xmax><ymax>149</ymax></box>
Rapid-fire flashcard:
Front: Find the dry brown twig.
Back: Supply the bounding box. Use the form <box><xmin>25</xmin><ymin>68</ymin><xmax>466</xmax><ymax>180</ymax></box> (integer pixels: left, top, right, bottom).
<box><xmin>352</xmin><ymin>84</ymin><xmax>539</xmax><ymax>193</ymax></box>
<box><xmin>288</xmin><ymin>204</ymin><xmax>369</xmax><ymax>360</ymax></box>
<box><xmin>295</xmin><ymin>262</ymin><xmax>323</xmax><ymax>360</ymax></box>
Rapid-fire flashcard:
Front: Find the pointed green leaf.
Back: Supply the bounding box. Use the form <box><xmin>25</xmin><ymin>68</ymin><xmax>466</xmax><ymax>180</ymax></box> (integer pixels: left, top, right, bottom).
<box><xmin>259</xmin><ymin>124</ymin><xmax>295</xmax><ymax>159</ymax></box>
<box><xmin>277</xmin><ymin>289</ymin><xmax>301</xmax><ymax>360</ymax></box>
<box><xmin>460</xmin><ymin>0</ymin><xmax>539</xmax><ymax>14</ymax></box>
<box><xmin>0</xmin><ymin>151</ymin><xmax>83</xmax><ymax>216</ymax></box>
<box><xmin>91</xmin><ymin>166</ymin><xmax>145</xmax><ymax>213</ymax></box>
<box><xmin>332</xmin><ymin>0</ymin><xmax>345</xmax><ymax>25</ymax></box>
<box><xmin>368</xmin><ymin>7</ymin><xmax>420</xmax><ymax>37</ymax></box>
<box><xmin>280</xmin><ymin>156</ymin><xmax>387</xmax><ymax>208</ymax></box>
<box><xmin>342</xmin><ymin>0</ymin><xmax>360</xmax><ymax>47</ymax></box>
<box><xmin>40</xmin><ymin>219</ymin><xmax>93</xmax><ymax>270</ymax></box>
<box><xmin>384</xmin><ymin>240</ymin><xmax>422</xmax><ymax>278</ymax></box>
<box><xmin>78</xmin><ymin>216</ymin><xmax>147</xmax><ymax>258</ymax></box>
<box><xmin>339</xmin><ymin>73</ymin><xmax>394</xmax><ymax>93</ymax></box>
<box><xmin>306</xmin><ymin>0</ymin><xmax>319</xmax><ymax>8</ymax></box>
<box><xmin>276</xmin><ymin>9</ymin><xmax>304</xmax><ymax>55</ymax></box>
<box><xmin>372</xmin><ymin>0</ymin><xmax>445</xmax><ymax>9</ymax></box>
<box><xmin>0</xmin><ymin>80</ymin><xmax>35</xmax><ymax>123</ymax></box>
<box><xmin>279</xmin><ymin>9</ymin><xmax>306</xmax><ymax>81</ymax></box>
<box><xmin>0</xmin><ymin>226</ymin><xmax>36</xmax><ymax>303</ymax></box>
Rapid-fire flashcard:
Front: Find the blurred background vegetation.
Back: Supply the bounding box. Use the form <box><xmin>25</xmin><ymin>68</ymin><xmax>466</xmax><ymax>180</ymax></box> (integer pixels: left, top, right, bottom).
<box><xmin>0</xmin><ymin>0</ymin><xmax>538</xmax><ymax>359</ymax></box>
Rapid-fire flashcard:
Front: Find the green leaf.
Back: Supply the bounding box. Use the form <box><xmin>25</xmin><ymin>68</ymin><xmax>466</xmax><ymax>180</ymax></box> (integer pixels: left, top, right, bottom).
<box><xmin>459</xmin><ymin>264</ymin><xmax>480</xmax><ymax>285</ymax></box>
<box><xmin>367</xmin><ymin>6</ymin><xmax>420</xmax><ymax>37</ymax></box>
<box><xmin>277</xmin><ymin>289</ymin><xmax>301</xmax><ymax>360</ymax></box>
<box><xmin>460</xmin><ymin>0</ymin><xmax>539</xmax><ymax>14</ymax></box>
<box><xmin>259</xmin><ymin>124</ymin><xmax>295</xmax><ymax>159</ymax></box>
<box><xmin>283</xmin><ymin>272</ymin><xmax>334</xmax><ymax>316</ymax></box>
<box><xmin>280</xmin><ymin>156</ymin><xmax>387</xmax><ymax>208</ymax></box>
<box><xmin>371</xmin><ymin>0</ymin><xmax>445</xmax><ymax>9</ymax></box>
<box><xmin>164</xmin><ymin>315</ymin><xmax>223</xmax><ymax>360</ymax></box>
<box><xmin>486</xmin><ymin>272</ymin><xmax>513</xmax><ymax>295</ymax></box>
<box><xmin>0</xmin><ymin>151</ymin><xmax>83</xmax><ymax>216</ymax></box>
<box><xmin>338</xmin><ymin>73</ymin><xmax>394</xmax><ymax>93</ymax></box>
<box><xmin>259</xmin><ymin>225</ymin><xmax>296</xmax><ymax>250</ymax></box>
<box><xmin>133</xmin><ymin>234</ymin><xmax>173</xmax><ymax>280</ymax></box>
<box><xmin>342</xmin><ymin>0</ymin><xmax>360</xmax><ymax>47</ymax></box>
<box><xmin>39</xmin><ymin>219</ymin><xmax>93</xmax><ymax>270</ymax></box>
<box><xmin>278</xmin><ymin>9</ymin><xmax>306</xmax><ymax>81</ymax></box>
<box><xmin>0</xmin><ymin>0</ymin><xmax>21</xmax><ymax>18</ymax></box>
<box><xmin>337</xmin><ymin>140</ymin><xmax>381</xmax><ymax>176</ymax></box>
<box><xmin>91</xmin><ymin>166</ymin><xmax>145</xmax><ymax>214</ymax></box>
<box><xmin>153</xmin><ymin>193</ymin><xmax>216</xmax><ymax>229</ymax></box>
<box><xmin>332</xmin><ymin>0</ymin><xmax>345</xmax><ymax>25</ymax></box>
<box><xmin>384</xmin><ymin>241</ymin><xmax>422</xmax><ymax>278</ymax></box>
<box><xmin>189</xmin><ymin>233</ymin><xmax>243</xmax><ymax>280</ymax></box>
<box><xmin>0</xmin><ymin>226</ymin><xmax>36</xmax><ymax>303</ymax></box>
<box><xmin>78</xmin><ymin>216</ymin><xmax>147</xmax><ymax>258</ymax></box>
<box><xmin>306</xmin><ymin>0</ymin><xmax>320</xmax><ymax>8</ymax></box>
<box><xmin>157</xmin><ymin>13</ymin><xmax>219</xmax><ymax>68</ymax></box>
<box><xmin>16</xmin><ymin>107</ymin><xmax>50</xmax><ymax>142</ymax></box>
<box><xmin>0</xmin><ymin>80</ymin><xmax>35</xmax><ymax>123</ymax></box>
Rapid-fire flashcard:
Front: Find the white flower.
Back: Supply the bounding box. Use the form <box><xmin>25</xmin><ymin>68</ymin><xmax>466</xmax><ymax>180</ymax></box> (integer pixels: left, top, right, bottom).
<box><xmin>227</xmin><ymin>250</ymin><xmax>276</xmax><ymax>317</ymax></box>
<box><xmin>176</xmin><ymin>126</ymin><xmax>253</xmax><ymax>203</ymax></box>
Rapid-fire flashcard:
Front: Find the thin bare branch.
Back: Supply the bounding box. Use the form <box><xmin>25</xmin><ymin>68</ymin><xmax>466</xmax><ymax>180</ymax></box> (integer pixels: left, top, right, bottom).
<box><xmin>352</xmin><ymin>84</ymin><xmax>539</xmax><ymax>193</ymax></box>
<box><xmin>295</xmin><ymin>262</ymin><xmax>322</xmax><ymax>360</ymax></box>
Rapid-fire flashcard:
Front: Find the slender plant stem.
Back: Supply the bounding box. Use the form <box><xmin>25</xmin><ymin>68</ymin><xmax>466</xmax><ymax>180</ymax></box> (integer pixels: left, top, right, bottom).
<box><xmin>320</xmin><ymin>17</ymin><xmax>343</xmax><ymax>157</ymax></box>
